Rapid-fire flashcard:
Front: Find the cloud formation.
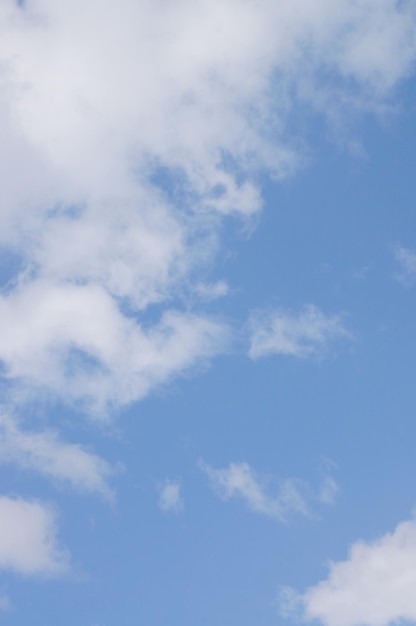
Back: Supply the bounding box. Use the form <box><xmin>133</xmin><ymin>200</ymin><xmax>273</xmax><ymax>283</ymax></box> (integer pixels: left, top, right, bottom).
<box><xmin>249</xmin><ymin>305</ymin><xmax>350</xmax><ymax>360</ymax></box>
<box><xmin>0</xmin><ymin>0</ymin><xmax>414</xmax><ymax>416</ymax></box>
<box><xmin>281</xmin><ymin>518</ymin><xmax>416</xmax><ymax>626</ymax></box>
<box><xmin>0</xmin><ymin>496</ymin><xmax>68</xmax><ymax>576</ymax></box>
<box><xmin>0</xmin><ymin>0</ymin><xmax>413</xmax><ymax>605</ymax></box>
<box><xmin>200</xmin><ymin>461</ymin><xmax>336</xmax><ymax>522</ymax></box>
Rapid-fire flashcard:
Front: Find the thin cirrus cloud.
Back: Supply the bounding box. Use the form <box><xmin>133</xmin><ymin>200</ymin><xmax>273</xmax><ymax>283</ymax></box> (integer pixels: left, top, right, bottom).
<box><xmin>0</xmin><ymin>496</ymin><xmax>69</xmax><ymax>577</ymax></box>
<box><xmin>0</xmin><ymin>0</ymin><xmax>414</xmax><ymax>418</ymax></box>
<box><xmin>248</xmin><ymin>305</ymin><xmax>351</xmax><ymax>360</ymax></box>
<box><xmin>200</xmin><ymin>461</ymin><xmax>337</xmax><ymax>522</ymax></box>
<box><xmin>280</xmin><ymin>518</ymin><xmax>416</xmax><ymax>626</ymax></box>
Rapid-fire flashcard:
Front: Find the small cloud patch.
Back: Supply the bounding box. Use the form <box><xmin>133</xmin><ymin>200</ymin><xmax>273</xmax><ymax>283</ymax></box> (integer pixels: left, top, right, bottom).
<box><xmin>158</xmin><ymin>480</ymin><xmax>183</xmax><ymax>513</ymax></box>
<box><xmin>248</xmin><ymin>305</ymin><xmax>351</xmax><ymax>360</ymax></box>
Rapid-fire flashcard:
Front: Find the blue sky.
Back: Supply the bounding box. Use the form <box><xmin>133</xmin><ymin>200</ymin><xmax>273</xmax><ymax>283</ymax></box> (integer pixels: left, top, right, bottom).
<box><xmin>1</xmin><ymin>0</ymin><xmax>416</xmax><ymax>624</ymax></box>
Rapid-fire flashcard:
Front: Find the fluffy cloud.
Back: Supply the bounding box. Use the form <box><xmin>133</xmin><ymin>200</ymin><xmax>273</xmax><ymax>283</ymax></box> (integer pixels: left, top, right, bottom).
<box><xmin>0</xmin><ymin>415</ymin><xmax>116</xmax><ymax>498</ymax></box>
<box><xmin>0</xmin><ymin>496</ymin><xmax>68</xmax><ymax>576</ymax></box>
<box><xmin>0</xmin><ymin>0</ymin><xmax>413</xmax><ymax>416</ymax></box>
<box><xmin>281</xmin><ymin>519</ymin><xmax>416</xmax><ymax>626</ymax></box>
<box><xmin>0</xmin><ymin>280</ymin><xmax>227</xmax><ymax>413</ymax></box>
<box><xmin>158</xmin><ymin>480</ymin><xmax>183</xmax><ymax>513</ymax></box>
<box><xmin>0</xmin><ymin>0</ymin><xmax>413</xmax><ymax>519</ymax></box>
<box><xmin>0</xmin><ymin>0</ymin><xmax>412</xmax><ymax>598</ymax></box>
<box><xmin>249</xmin><ymin>305</ymin><xmax>350</xmax><ymax>360</ymax></box>
<box><xmin>200</xmin><ymin>461</ymin><xmax>337</xmax><ymax>522</ymax></box>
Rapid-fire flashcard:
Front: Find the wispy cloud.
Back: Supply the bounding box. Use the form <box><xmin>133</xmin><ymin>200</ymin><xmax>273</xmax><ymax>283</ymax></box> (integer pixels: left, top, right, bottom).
<box><xmin>0</xmin><ymin>593</ymin><xmax>11</xmax><ymax>612</ymax></box>
<box><xmin>158</xmin><ymin>480</ymin><xmax>183</xmax><ymax>513</ymax></box>
<box><xmin>0</xmin><ymin>497</ymin><xmax>68</xmax><ymax>576</ymax></box>
<box><xmin>200</xmin><ymin>461</ymin><xmax>337</xmax><ymax>522</ymax></box>
<box><xmin>318</xmin><ymin>475</ymin><xmax>339</xmax><ymax>505</ymax></box>
<box><xmin>194</xmin><ymin>281</ymin><xmax>229</xmax><ymax>302</ymax></box>
<box><xmin>280</xmin><ymin>518</ymin><xmax>416</xmax><ymax>626</ymax></box>
<box><xmin>0</xmin><ymin>415</ymin><xmax>117</xmax><ymax>499</ymax></box>
<box><xmin>248</xmin><ymin>305</ymin><xmax>350</xmax><ymax>360</ymax></box>
<box><xmin>395</xmin><ymin>246</ymin><xmax>416</xmax><ymax>285</ymax></box>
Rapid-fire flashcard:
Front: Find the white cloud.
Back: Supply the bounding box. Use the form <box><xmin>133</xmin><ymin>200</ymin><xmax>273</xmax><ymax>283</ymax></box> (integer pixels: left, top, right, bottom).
<box><xmin>0</xmin><ymin>280</ymin><xmax>228</xmax><ymax>414</ymax></box>
<box><xmin>0</xmin><ymin>496</ymin><xmax>68</xmax><ymax>576</ymax></box>
<box><xmin>0</xmin><ymin>0</ymin><xmax>412</xmax><ymax>595</ymax></box>
<box><xmin>0</xmin><ymin>414</ymin><xmax>116</xmax><ymax>498</ymax></box>
<box><xmin>158</xmin><ymin>480</ymin><xmax>183</xmax><ymax>513</ymax></box>
<box><xmin>395</xmin><ymin>246</ymin><xmax>416</xmax><ymax>285</ymax></box>
<box><xmin>0</xmin><ymin>0</ymin><xmax>412</xmax><ymax>415</ymax></box>
<box><xmin>248</xmin><ymin>305</ymin><xmax>350</xmax><ymax>360</ymax></box>
<box><xmin>200</xmin><ymin>461</ymin><xmax>337</xmax><ymax>522</ymax></box>
<box><xmin>281</xmin><ymin>518</ymin><xmax>416</xmax><ymax>626</ymax></box>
